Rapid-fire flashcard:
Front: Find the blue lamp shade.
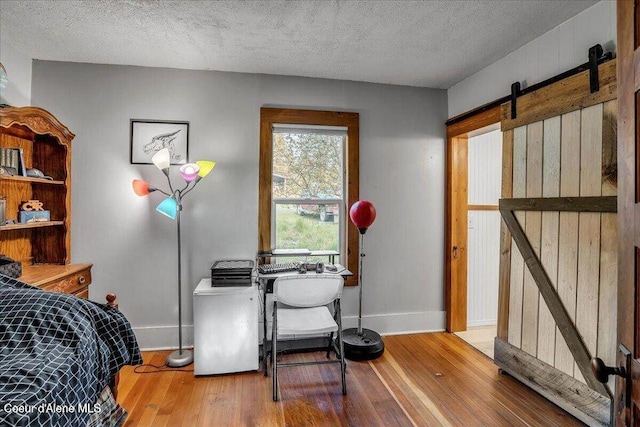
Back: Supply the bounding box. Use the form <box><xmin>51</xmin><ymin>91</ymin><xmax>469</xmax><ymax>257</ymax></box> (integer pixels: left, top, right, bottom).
<box><xmin>156</xmin><ymin>197</ymin><xmax>178</xmax><ymax>219</ymax></box>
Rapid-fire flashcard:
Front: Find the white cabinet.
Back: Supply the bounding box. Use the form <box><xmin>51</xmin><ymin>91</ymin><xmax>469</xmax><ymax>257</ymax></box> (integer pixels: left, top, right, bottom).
<box><xmin>193</xmin><ymin>279</ymin><xmax>259</xmax><ymax>375</ymax></box>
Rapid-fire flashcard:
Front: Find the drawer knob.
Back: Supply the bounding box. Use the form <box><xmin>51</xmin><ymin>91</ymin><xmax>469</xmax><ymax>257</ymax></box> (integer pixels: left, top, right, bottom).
<box><xmin>78</xmin><ymin>276</ymin><xmax>86</xmax><ymax>285</ymax></box>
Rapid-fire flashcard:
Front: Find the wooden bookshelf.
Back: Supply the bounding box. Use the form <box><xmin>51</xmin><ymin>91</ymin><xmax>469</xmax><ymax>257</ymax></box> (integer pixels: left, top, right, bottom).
<box><xmin>0</xmin><ymin>175</ymin><xmax>65</xmax><ymax>185</ymax></box>
<box><xmin>0</xmin><ymin>221</ymin><xmax>65</xmax><ymax>231</ymax></box>
<box><xmin>0</xmin><ymin>106</ymin><xmax>92</xmax><ymax>298</ymax></box>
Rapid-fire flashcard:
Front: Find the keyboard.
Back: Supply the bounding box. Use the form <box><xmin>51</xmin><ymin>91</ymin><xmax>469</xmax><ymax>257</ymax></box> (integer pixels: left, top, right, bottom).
<box><xmin>258</xmin><ymin>262</ymin><xmax>300</xmax><ymax>274</ymax></box>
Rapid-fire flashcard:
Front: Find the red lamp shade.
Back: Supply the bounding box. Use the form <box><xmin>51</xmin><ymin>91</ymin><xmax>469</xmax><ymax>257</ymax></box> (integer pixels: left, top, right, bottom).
<box><xmin>132</xmin><ymin>179</ymin><xmax>154</xmax><ymax>196</ymax></box>
<box><xmin>349</xmin><ymin>200</ymin><xmax>376</xmax><ymax>234</ymax></box>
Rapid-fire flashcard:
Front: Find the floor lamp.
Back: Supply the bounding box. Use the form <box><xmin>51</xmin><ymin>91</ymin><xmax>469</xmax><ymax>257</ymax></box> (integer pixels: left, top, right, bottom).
<box><xmin>132</xmin><ymin>147</ymin><xmax>215</xmax><ymax>367</ymax></box>
<box><xmin>342</xmin><ymin>200</ymin><xmax>385</xmax><ymax>360</ymax></box>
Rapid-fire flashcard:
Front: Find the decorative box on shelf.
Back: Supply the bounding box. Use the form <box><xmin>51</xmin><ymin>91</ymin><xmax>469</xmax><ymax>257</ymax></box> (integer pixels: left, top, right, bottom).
<box><xmin>19</xmin><ymin>199</ymin><xmax>49</xmax><ymax>223</ymax></box>
<box><xmin>19</xmin><ymin>210</ymin><xmax>50</xmax><ymax>224</ymax></box>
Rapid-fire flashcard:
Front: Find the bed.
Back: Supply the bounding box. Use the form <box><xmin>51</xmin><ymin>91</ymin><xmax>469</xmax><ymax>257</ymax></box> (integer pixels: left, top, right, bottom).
<box><xmin>0</xmin><ymin>274</ymin><xmax>142</xmax><ymax>427</ymax></box>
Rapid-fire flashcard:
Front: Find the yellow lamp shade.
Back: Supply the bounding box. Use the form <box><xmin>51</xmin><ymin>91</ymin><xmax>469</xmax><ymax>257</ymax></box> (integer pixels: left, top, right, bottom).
<box><xmin>196</xmin><ymin>161</ymin><xmax>216</xmax><ymax>178</ymax></box>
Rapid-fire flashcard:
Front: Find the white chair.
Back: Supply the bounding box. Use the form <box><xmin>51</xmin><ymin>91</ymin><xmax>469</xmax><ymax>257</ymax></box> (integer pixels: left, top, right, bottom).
<box><xmin>271</xmin><ymin>274</ymin><xmax>346</xmax><ymax>401</ymax></box>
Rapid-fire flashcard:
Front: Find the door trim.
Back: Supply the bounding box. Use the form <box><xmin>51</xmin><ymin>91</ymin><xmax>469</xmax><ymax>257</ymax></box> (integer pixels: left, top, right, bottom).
<box><xmin>445</xmin><ymin>106</ymin><xmax>501</xmax><ymax>332</ymax></box>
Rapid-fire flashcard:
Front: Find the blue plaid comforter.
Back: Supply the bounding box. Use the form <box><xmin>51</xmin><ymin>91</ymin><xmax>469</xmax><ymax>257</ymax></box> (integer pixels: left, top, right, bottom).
<box><xmin>0</xmin><ymin>275</ymin><xmax>142</xmax><ymax>427</ymax></box>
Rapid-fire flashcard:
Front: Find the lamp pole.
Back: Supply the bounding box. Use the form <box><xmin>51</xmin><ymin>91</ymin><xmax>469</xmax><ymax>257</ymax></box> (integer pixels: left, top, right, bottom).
<box><xmin>166</xmin><ymin>192</ymin><xmax>193</xmax><ymax>367</ymax></box>
<box><xmin>133</xmin><ymin>150</ymin><xmax>215</xmax><ymax>368</ymax></box>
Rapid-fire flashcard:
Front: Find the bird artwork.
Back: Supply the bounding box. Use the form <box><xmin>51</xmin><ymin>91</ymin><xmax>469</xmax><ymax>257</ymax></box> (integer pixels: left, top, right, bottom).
<box><xmin>143</xmin><ymin>129</ymin><xmax>183</xmax><ymax>162</ymax></box>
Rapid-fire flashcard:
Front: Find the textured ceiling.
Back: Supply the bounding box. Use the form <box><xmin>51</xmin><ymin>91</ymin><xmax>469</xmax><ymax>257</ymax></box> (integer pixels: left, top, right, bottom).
<box><xmin>0</xmin><ymin>0</ymin><xmax>598</xmax><ymax>89</ymax></box>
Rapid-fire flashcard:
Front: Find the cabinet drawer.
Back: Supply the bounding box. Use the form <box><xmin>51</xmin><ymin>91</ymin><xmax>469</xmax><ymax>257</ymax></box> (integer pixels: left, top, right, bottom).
<box><xmin>42</xmin><ymin>268</ymin><xmax>92</xmax><ymax>295</ymax></box>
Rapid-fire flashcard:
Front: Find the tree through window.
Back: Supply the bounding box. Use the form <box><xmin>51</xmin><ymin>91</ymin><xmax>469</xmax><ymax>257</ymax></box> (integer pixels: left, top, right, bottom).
<box><xmin>272</xmin><ymin>126</ymin><xmax>345</xmax><ymax>254</ymax></box>
<box><xmin>258</xmin><ymin>108</ymin><xmax>359</xmax><ymax>285</ymax></box>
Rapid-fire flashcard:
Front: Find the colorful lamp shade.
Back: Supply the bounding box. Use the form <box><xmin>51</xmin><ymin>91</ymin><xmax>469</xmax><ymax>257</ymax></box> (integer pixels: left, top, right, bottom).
<box><xmin>156</xmin><ymin>197</ymin><xmax>178</xmax><ymax>219</ymax></box>
<box><xmin>130</xmin><ymin>154</ymin><xmax>215</xmax><ymax>369</ymax></box>
<box><xmin>180</xmin><ymin>163</ymin><xmax>200</xmax><ymax>182</ymax></box>
<box><xmin>152</xmin><ymin>148</ymin><xmax>171</xmax><ymax>171</ymax></box>
<box><xmin>132</xmin><ymin>179</ymin><xmax>155</xmax><ymax>196</ymax></box>
<box><xmin>349</xmin><ymin>200</ymin><xmax>377</xmax><ymax>234</ymax></box>
<box><xmin>196</xmin><ymin>160</ymin><xmax>216</xmax><ymax>178</ymax></box>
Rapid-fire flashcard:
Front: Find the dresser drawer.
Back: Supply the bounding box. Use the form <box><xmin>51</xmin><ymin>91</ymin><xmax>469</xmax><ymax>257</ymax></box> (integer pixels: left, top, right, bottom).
<box><xmin>41</xmin><ymin>267</ymin><xmax>92</xmax><ymax>295</ymax></box>
<box><xmin>74</xmin><ymin>288</ymin><xmax>89</xmax><ymax>299</ymax></box>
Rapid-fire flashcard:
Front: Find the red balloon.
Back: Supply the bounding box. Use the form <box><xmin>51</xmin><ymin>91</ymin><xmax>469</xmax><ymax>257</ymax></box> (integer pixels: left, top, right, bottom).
<box><xmin>350</xmin><ymin>200</ymin><xmax>376</xmax><ymax>232</ymax></box>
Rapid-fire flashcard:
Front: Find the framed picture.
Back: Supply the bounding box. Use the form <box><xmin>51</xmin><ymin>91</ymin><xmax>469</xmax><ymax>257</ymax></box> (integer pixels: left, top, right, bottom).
<box><xmin>130</xmin><ymin>119</ymin><xmax>189</xmax><ymax>165</ymax></box>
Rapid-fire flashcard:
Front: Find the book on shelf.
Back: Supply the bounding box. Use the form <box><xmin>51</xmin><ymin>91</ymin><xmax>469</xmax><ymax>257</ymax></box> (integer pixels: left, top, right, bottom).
<box><xmin>18</xmin><ymin>148</ymin><xmax>26</xmax><ymax>176</ymax></box>
<box><xmin>0</xmin><ymin>148</ymin><xmax>26</xmax><ymax>176</ymax></box>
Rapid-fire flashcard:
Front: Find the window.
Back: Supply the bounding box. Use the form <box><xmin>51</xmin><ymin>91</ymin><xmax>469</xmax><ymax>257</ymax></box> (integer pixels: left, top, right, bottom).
<box><xmin>259</xmin><ymin>108</ymin><xmax>359</xmax><ymax>285</ymax></box>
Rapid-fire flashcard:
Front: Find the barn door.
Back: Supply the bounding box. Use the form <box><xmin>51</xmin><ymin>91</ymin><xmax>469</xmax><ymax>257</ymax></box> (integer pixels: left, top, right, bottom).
<box><xmin>494</xmin><ymin>57</ymin><xmax>618</xmax><ymax>426</ymax></box>
<box><xmin>607</xmin><ymin>2</ymin><xmax>640</xmax><ymax>425</ymax></box>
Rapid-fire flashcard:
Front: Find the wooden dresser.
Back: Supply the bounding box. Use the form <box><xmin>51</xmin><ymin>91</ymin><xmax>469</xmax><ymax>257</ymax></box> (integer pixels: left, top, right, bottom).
<box><xmin>0</xmin><ymin>106</ymin><xmax>92</xmax><ymax>297</ymax></box>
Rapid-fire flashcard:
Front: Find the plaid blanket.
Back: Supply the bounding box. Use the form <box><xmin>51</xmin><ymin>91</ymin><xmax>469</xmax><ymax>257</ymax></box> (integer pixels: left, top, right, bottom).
<box><xmin>0</xmin><ymin>275</ymin><xmax>142</xmax><ymax>427</ymax></box>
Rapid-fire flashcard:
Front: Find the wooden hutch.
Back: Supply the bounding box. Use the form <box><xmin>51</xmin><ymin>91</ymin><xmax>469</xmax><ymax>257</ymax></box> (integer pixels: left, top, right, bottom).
<box><xmin>0</xmin><ymin>106</ymin><xmax>92</xmax><ymax>297</ymax></box>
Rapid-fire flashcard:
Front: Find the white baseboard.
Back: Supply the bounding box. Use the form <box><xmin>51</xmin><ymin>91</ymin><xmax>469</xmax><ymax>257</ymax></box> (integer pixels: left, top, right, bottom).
<box><xmin>341</xmin><ymin>311</ymin><xmax>446</xmax><ymax>335</ymax></box>
<box><xmin>466</xmin><ymin>319</ymin><xmax>497</xmax><ymax>328</ymax></box>
<box><xmin>135</xmin><ymin>310</ymin><xmax>446</xmax><ymax>351</ymax></box>
<box><xmin>134</xmin><ymin>325</ymin><xmax>194</xmax><ymax>351</ymax></box>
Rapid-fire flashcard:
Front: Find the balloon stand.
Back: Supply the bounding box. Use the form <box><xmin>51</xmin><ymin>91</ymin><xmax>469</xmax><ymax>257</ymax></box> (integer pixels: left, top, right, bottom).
<box><xmin>343</xmin><ymin>212</ymin><xmax>384</xmax><ymax>361</ymax></box>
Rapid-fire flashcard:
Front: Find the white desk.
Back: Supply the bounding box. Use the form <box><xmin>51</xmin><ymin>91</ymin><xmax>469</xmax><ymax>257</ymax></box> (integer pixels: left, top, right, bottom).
<box><xmin>193</xmin><ymin>279</ymin><xmax>259</xmax><ymax>375</ymax></box>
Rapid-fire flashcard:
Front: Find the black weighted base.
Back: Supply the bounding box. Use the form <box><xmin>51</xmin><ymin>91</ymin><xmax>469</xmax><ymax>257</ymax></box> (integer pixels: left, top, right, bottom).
<box><xmin>342</xmin><ymin>328</ymin><xmax>384</xmax><ymax>360</ymax></box>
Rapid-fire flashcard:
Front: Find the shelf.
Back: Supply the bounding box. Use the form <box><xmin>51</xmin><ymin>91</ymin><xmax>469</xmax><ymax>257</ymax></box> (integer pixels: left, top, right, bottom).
<box><xmin>257</xmin><ymin>250</ymin><xmax>339</xmax><ymax>264</ymax></box>
<box><xmin>1</xmin><ymin>106</ymin><xmax>76</xmax><ymax>279</ymax></box>
<box><xmin>0</xmin><ymin>221</ymin><xmax>64</xmax><ymax>231</ymax></box>
<box><xmin>258</xmin><ymin>250</ymin><xmax>339</xmax><ymax>257</ymax></box>
<box><xmin>0</xmin><ymin>175</ymin><xmax>64</xmax><ymax>185</ymax></box>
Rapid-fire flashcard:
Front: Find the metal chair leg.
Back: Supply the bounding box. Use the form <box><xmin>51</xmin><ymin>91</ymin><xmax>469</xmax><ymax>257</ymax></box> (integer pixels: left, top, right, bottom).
<box><xmin>272</xmin><ymin>302</ymin><xmax>278</xmax><ymax>401</ymax></box>
<box><xmin>264</xmin><ymin>338</ymin><xmax>269</xmax><ymax>377</ymax></box>
<box><xmin>326</xmin><ymin>332</ymin><xmax>334</xmax><ymax>358</ymax></box>
<box><xmin>337</xmin><ymin>301</ymin><xmax>347</xmax><ymax>395</ymax></box>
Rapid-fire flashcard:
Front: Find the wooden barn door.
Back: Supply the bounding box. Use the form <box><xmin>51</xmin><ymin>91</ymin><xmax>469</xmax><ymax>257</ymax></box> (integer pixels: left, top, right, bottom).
<box><xmin>613</xmin><ymin>2</ymin><xmax>640</xmax><ymax>425</ymax></box>
<box><xmin>494</xmin><ymin>58</ymin><xmax>618</xmax><ymax>426</ymax></box>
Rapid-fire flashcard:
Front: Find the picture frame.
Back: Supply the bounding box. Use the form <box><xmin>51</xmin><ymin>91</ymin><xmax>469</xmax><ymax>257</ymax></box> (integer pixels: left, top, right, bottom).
<box><xmin>130</xmin><ymin>119</ymin><xmax>189</xmax><ymax>165</ymax></box>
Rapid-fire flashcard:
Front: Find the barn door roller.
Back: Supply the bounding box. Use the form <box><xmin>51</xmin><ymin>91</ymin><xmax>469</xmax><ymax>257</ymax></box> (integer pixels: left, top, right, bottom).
<box><xmin>510</xmin><ymin>82</ymin><xmax>521</xmax><ymax>119</ymax></box>
<box><xmin>506</xmin><ymin>44</ymin><xmax>607</xmax><ymax>121</ymax></box>
<box><xmin>588</xmin><ymin>44</ymin><xmax>604</xmax><ymax>93</ymax></box>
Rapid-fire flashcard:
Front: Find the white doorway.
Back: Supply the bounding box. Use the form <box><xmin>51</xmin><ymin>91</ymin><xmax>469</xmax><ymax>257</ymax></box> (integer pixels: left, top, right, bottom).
<box><xmin>455</xmin><ymin>128</ymin><xmax>502</xmax><ymax>358</ymax></box>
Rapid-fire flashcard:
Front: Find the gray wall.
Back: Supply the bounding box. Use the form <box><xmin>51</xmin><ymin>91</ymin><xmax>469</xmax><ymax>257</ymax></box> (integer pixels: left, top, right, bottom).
<box><xmin>0</xmin><ymin>40</ymin><xmax>32</xmax><ymax>106</ymax></box>
<box><xmin>32</xmin><ymin>61</ymin><xmax>447</xmax><ymax>349</ymax></box>
<box><xmin>448</xmin><ymin>0</ymin><xmax>616</xmax><ymax>117</ymax></box>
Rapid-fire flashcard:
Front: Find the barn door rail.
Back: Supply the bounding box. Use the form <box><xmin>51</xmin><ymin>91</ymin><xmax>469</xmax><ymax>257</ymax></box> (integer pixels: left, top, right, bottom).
<box><xmin>447</xmin><ymin>44</ymin><xmax>612</xmax><ymax>126</ymax></box>
<box><xmin>499</xmin><ymin>195</ymin><xmax>616</xmax><ymax>398</ymax></box>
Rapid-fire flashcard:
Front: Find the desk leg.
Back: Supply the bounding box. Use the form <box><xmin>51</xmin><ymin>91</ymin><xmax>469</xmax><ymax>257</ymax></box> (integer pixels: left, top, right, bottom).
<box><xmin>263</xmin><ymin>292</ymin><xmax>268</xmax><ymax>377</ymax></box>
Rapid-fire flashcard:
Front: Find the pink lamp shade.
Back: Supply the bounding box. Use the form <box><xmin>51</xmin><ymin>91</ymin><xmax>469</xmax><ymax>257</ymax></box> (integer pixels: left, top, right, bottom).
<box><xmin>180</xmin><ymin>163</ymin><xmax>200</xmax><ymax>181</ymax></box>
<box><xmin>132</xmin><ymin>179</ymin><xmax>155</xmax><ymax>196</ymax></box>
<box><xmin>349</xmin><ymin>200</ymin><xmax>376</xmax><ymax>234</ymax></box>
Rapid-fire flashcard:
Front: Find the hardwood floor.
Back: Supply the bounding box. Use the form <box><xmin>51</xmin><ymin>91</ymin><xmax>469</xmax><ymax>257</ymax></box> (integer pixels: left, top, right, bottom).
<box><xmin>119</xmin><ymin>333</ymin><xmax>584</xmax><ymax>426</ymax></box>
<box><xmin>454</xmin><ymin>325</ymin><xmax>497</xmax><ymax>358</ymax></box>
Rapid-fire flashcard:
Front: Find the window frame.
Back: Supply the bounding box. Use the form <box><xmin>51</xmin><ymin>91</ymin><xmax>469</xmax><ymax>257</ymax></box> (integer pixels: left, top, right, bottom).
<box><xmin>259</xmin><ymin>107</ymin><xmax>359</xmax><ymax>286</ymax></box>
